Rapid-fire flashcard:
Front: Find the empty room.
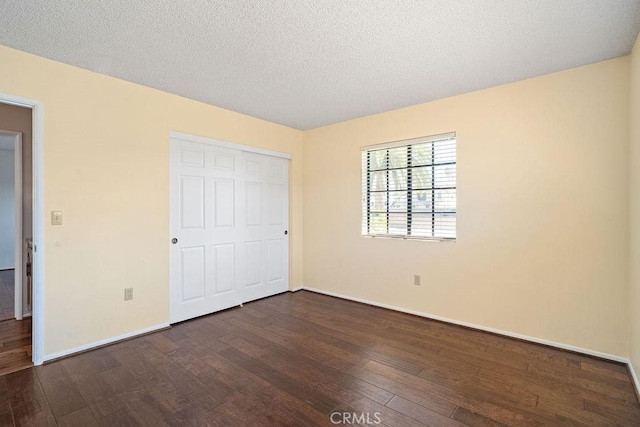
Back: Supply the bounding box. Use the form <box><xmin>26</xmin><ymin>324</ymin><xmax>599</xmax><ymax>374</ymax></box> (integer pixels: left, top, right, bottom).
<box><xmin>1</xmin><ymin>0</ymin><xmax>640</xmax><ymax>425</ymax></box>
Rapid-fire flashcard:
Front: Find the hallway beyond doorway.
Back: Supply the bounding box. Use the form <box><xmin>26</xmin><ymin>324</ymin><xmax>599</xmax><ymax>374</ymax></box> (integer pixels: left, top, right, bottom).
<box><xmin>0</xmin><ymin>319</ymin><xmax>31</xmax><ymax>377</ymax></box>
<box><xmin>0</xmin><ymin>270</ymin><xmax>15</xmax><ymax>321</ymax></box>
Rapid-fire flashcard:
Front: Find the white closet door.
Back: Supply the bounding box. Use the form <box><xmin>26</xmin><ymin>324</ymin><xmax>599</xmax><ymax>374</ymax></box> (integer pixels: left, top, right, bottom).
<box><xmin>170</xmin><ymin>137</ymin><xmax>288</xmax><ymax>323</ymax></box>
<box><xmin>240</xmin><ymin>152</ymin><xmax>289</xmax><ymax>303</ymax></box>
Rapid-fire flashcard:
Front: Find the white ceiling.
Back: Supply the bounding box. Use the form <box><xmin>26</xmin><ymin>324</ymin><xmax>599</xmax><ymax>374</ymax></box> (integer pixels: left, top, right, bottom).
<box><xmin>0</xmin><ymin>1</ymin><xmax>639</xmax><ymax>130</ymax></box>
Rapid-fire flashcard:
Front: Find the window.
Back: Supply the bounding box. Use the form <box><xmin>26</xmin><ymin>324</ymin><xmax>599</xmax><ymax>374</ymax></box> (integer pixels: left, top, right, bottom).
<box><xmin>361</xmin><ymin>132</ymin><xmax>456</xmax><ymax>240</ymax></box>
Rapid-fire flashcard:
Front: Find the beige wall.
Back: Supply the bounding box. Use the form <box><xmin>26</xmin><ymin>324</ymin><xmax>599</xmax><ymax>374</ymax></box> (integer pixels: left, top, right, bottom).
<box><xmin>303</xmin><ymin>57</ymin><xmax>630</xmax><ymax>357</ymax></box>
<box><xmin>0</xmin><ymin>102</ymin><xmax>32</xmax><ymax>316</ymax></box>
<box><xmin>0</xmin><ymin>42</ymin><xmax>635</xmax><ymax>360</ymax></box>
<box><xmin>630</xmin><ymin>35</ymin><xmax>640</xmax><ymax>377</ymax></box>
<box><xmin>0</xmin><ymin>45</ymin><xmax>304</xmax><ymax>356</ymax></box>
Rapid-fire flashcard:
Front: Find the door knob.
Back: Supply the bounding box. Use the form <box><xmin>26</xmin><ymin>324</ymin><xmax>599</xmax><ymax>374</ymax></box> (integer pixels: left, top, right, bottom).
<box><xmin>172</xmin><ymin>238</ymin><xmax>178</xmax><ymax>244</ymax></box>
<box><xmin>284</xmin><ymin>230</ymin><xmax>288</xmax><ymax>235</ymax></box>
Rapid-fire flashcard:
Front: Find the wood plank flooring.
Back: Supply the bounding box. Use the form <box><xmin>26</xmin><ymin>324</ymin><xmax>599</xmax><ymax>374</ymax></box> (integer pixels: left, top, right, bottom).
<box><xmin>0</xmin><ymin>317</ymin><xmax>31</xmax><ymax>377</ymax></box>
<box><xmin>1</xmin><ymin>290</ymin><xmax>638</xmax><ymax>426</ymax></box>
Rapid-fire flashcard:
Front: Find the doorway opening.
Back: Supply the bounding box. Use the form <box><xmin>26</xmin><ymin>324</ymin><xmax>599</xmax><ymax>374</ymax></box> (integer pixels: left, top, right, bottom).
<box><xmin>0</xmin><ymin>94</ymin><xmax>44</xmax><ymax>372</ymax></box>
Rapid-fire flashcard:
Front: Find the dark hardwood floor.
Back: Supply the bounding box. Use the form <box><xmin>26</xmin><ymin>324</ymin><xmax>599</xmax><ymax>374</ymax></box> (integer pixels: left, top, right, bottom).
<box><xmin>0</xmin><ymin>290</ymin><xmax>638</xmax><ymax>426</ymax></box>
<box><xmin>0</xmin><ymin>269</ymin><xmax>33</xmax><ymax>377</ymax></box>
<box><xmin>0</xmin><ymin>270</ymin><xmax>16</xmax><ymax>322</ymax></box>
<box><xmin>0</xmin><ymin>317</ymin><xmax>31</xmax><ymax>377</ymax></box>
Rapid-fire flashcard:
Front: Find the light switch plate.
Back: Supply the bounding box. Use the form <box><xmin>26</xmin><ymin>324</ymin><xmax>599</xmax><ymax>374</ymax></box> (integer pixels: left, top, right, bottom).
<box><xmin>51</xmin><ymin>211</ymin><xmax>62</xmax><ymax>225</ymax></box>
<box><xmin>124</xmin><ymin>288</ymin><xmax>133</xmax><ymax>301</ymax></box>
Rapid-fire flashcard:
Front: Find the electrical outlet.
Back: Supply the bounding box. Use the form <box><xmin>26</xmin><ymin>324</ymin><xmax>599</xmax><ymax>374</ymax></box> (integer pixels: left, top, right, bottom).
<box><xmin>414</xmin><ymin>274</ymin><xmax>421</xmax><ymax>286</ymax></box>
<box><xmin>124</xmin><ymin>287</ymin><xmax>133</xmax><ymax>301</ymax></box>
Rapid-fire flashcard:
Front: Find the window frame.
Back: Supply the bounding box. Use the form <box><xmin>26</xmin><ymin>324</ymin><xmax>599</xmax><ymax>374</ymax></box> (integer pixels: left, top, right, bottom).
<box><xmin>361</xmin><ymin>132</ymin><xmax>457</xmax><ymax>241</ymax></box>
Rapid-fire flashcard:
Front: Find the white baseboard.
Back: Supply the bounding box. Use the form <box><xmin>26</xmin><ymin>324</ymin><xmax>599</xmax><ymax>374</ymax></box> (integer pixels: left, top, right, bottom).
<box><xmin>42</xmin><ymin>322</ymin><xmax>170</xmax><ymax>362</ymax></box>
<box><xmin>629</xmin><ymin>361</ymin><xmax>640</xmax><ymax>403</ymax></box>
<box><xmin>289</xmin><ymin>286</ymin><xmax>303</xmax><ymax>292</ymax></box>
<box><xmin>303</xmin><ymin>287</ymin><xmax>640</xmax><ymax>402</ymax></box>
<box><xmin>301</xmin><ymin>286</ymin><xmax>629</xmax><ymax>364</ymax></box>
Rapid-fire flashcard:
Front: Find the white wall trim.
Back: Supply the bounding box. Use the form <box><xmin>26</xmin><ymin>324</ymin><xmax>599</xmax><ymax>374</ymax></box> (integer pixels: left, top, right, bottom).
<box><xmin>14</xmin><ymin>133</ymin><xmax>22</xmax><ymax>321</ymax></box>
<box><xmin>301</xmin><ymin>286</ymin><xmax>629</xmax><ymax>364</ymax></box>
<box><xmin>170</xmin><ymin>130</ymin><xmax>292</xmax><ymax>160</ymax></box>
<box><xmin>289</xmin><ymin>286</ymin><xmax>303</xmax><ymax>292</ymax></box>
<box><xmin>629</xmin><ymin>361</ymin><xmax>640</xmax><ymax>403</ymax></box>
<box><xmin>42</xmin><ymin>322</ymin><xmax>170</xmax><ymax>362</ymax></box>
<box><xmin>0</xmin><ymin>92</ymin><xmax>45</xmax><ymax>366</ymax></box>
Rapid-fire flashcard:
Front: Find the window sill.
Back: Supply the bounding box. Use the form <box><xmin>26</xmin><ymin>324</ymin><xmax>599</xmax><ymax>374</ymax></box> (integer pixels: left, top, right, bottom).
<box><xmin>362</xmin><ymin>235</ymin><xmax>456</xmax><ymax>242</ymax></box>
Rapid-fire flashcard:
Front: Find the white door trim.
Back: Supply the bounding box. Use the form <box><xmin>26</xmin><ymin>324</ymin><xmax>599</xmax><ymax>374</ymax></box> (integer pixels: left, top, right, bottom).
<box><xmin>170</xmin><ymin>131</ymin><xmax>292</xmax><ymax>160</ymax></box>
<box><xmin>0</xmin><ymin>130</ymin><xmax>23</xmax><ymax>320</ymax></box>
<box><xmin>0</xmin><ymin>93</ymin><xmax>45</xmax><ymax>366</ymax></box>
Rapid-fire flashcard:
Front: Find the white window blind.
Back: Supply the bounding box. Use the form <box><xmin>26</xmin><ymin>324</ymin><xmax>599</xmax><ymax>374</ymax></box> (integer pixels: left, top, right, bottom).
<box><xmin>361</xmin><ymin>132</ymin><xmax>456</xmax><ymax>240</ymax></box>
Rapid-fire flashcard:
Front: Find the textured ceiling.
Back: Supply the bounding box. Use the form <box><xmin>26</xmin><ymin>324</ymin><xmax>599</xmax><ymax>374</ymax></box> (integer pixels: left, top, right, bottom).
<box><xmin>1</xmin><ymin>1</ymin><xmax>639</xmax><ymax>130</ymax></box>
